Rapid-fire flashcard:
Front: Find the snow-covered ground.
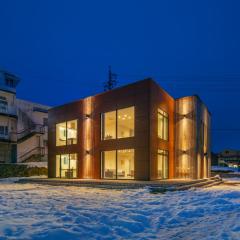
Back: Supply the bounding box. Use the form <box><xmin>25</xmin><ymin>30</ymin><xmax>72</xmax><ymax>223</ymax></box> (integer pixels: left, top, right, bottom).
<box><xmin>0</xmin><ymin>179</ymin><xmax>240</xmax><ymax>240</ymax></box>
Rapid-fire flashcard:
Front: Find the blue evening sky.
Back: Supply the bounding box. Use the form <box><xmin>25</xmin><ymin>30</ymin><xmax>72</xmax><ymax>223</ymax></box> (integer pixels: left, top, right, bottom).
<box><xmin>0</xmin><ymin>0</ymin><xmax>240</xmax><ymax>152</ymax></box>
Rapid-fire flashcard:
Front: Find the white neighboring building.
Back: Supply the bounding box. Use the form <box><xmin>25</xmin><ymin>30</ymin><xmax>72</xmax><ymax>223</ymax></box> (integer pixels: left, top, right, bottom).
<box><xmin>17</xmin><ymin>99</ymin><xmax>49</xmax><ymax>162</ymax></box>
<box><xmin>0</xmin><ymin>69</ymin><xmax>50</xmax><ymax>163</ymax></box>
<box><xmin>0</xmin><ymin>70</ymin><xmax>18</xmax><ymax>163</ymax></box>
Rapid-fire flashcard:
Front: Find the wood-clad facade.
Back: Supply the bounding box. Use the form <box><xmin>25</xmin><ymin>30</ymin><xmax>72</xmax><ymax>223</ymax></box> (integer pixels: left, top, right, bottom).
<box><xmin>48</xmin><ymin>79</ymin><xmax>211</xmax><ymax>180</ymax></box>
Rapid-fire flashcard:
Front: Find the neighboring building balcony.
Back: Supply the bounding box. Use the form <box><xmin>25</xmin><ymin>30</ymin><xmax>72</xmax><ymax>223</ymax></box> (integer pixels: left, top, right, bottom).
<box><xmin>0</xmin><ymin>106</ymin><xmax>17</xmax><ymax>118</ymax></box>
<box><xmin>17</xmin><ymin>124</ymin><xmax>45</xmax><ymax>143</ymax></box>
<box><xmin>18</xmin><ymin>146</ymin><xmax>45</xmax><ymax>163</ymax></box>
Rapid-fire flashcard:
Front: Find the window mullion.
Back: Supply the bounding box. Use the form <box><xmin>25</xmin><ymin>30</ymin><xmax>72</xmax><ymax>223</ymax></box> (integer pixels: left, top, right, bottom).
<box><xmin>60</xmin><ymin>155</ymin><xmax>62</xmax><ymax>178</ymax></box>
<box><xmin>116</xmin><ymin>150</ymin><xmax>117</xmax><ymax>179</ymax></box>
<box><xmin>68</xmin><ymin>154</ymin><xmax>70</xmax><ymax>172</ymax></box>
<box><xmin>116</xmin><ymin>110</ymin><xmax>117</xmax><ymax>139</ymax></box>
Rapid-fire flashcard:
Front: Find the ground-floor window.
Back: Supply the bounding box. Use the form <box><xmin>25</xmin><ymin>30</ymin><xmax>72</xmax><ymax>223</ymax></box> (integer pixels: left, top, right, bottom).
<box><xmin>101</xmin><ymin>149</ymin><xmax>134</xmax><ymax>179</ymax></box>
<box><xmin>56</xmin><ymin>153</ymin><xmax>77</xmax><ymax>178</ymax></box>
<box><xmin>157</xmin><ymin>149</ymin><xmax>169</xmax><ymax>179</ymax></box>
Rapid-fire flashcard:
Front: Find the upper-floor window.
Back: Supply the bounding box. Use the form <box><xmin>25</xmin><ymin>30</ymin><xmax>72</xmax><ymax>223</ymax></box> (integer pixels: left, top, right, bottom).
<box><xmin>0</xmin><ymin>126</ymin><xmax>8</xmax><ymax>136</ymax></box>
<box><xmin>43</xmin><ymin>118</ymin><xmax>48</xmax><ymax>126</ymax></box>
<box><xmin>101</xmin><ymin>110</ymin><xmax>116</xmax><ymax>140</ymax></box>
<box><xmin>56</xmin><ymin>120</ymin><xmax>77</xmax><ymax>146</ymax></box>
<box><xmin>117</xmin><ymin>107</ymin><xmax>134</xmax><ymax>138</ymax></box>
<box><xmin>101</xmin><ymin>106</ymin><xmax>134</xmax><ymax>140</ymax></box>
<box><xmin>5</xmin><ymin>78</ymin><xmax>15</xmax><ymax>87</ymax></box>
<box><xmin>0</xmin><ymin>96</ymin><xmax>8</xmax><ymax>113</ymax></box>
<box><xmin>158</xmin><ymin>109</ymin><xmax>168</xmax><ymax>140</ymax></box>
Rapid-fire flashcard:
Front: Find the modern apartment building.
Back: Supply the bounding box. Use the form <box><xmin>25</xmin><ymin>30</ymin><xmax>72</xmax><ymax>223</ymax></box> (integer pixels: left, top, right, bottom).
<box><xmin>48</xmin><ymin>79</ymin><xmax>211</xmax><ymax>180</ymax></box>
<box><xmin>0</xmin><ymin>69</ymin><xmax>49</xmax><ymax>163</ymax></box>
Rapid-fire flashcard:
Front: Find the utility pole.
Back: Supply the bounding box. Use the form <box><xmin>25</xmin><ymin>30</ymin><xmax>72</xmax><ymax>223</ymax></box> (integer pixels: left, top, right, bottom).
<box><xmin>104</xmin><ymin>66</ymin><xmax>117</xmax><ymax>91</ymax></box>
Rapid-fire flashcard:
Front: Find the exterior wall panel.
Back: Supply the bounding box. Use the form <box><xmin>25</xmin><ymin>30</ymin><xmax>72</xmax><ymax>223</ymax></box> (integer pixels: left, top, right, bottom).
<box><xmin>175</xmin><ymin>96</ymin><xmax>211</xmax><ymax>179</ymax></box>
<box><xmin>149</xmin><ymin>81</ymin><xmax>175</xmax><ymax>180</ymax></box>
<box><xmin>93</xmin><ymin>80</ymin><xmax>151</xmax><ymax>180</ymax></box>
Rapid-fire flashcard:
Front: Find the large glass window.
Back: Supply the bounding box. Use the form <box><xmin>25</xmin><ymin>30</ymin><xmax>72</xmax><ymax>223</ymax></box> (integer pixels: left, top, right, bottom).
<box><xmin>117</xmin><ymin>107</ymin><xmax>134</xmax><ymax>139</ymax></box>
<box><xmin>56</xmin><ymin>153</ymin><xmax>77</xmax><ymax>178</ymax></box>
<box><xmin>69</xmin><ymin>154</ymin><xmax>77</xmax><ymax>178</ymax></box>
<box><xmin>101</xmin><ymin>106</ymin><xmax>134</xmax><ymax>140</ymax></box>
<box><xmin>117</xmin><ymin>149</ymin><xmax>134</xmax><ymax>179</ymax></box>
<box><xmin>101</xmin><ymin>111</ymin><xmax>116</xmax><ymax>140</ymax></box>
<box><xmin>56</xmin><ymin>120</ymin><xmax>77</xmax><ymax>146</ymax></box>
<box><xmin>101</xmin><ymin>151</ymin><xmax>116</xmax><ymax>179</ymax></box>
<box><xmin>61</xmin><ymin>154</ymin><xmax>70</xmax><ymax>177</ymax></box>
<box><xmin>101</xmin><ymin>149</ymin><xmax>134</xmax><ymax>179</ymax></box>
<box><xmin>56</xmin><ymin>122</ymin><xmax>67</xmax><ymax>146</ymax></box>
<box><xmin>158</xmin><ymin>109</ymin><xmax>168</xmax><ymax>140</ymax></box>
<box><xmin>157</xmin><ymin>150</ymin><xmax>169</xmax><ymax>179</ymax></box>
<box><xmin>67</xmin><ymin>120</ymin><xmax>77</xmax><ymax>145</ymax></box>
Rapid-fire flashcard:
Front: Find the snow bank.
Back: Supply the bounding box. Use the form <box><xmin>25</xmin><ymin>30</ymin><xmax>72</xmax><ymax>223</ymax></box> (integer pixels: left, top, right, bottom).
<box><xmin>0</xmin><ymin>179</ymin><xmax>239</xmax><ymax>239</ymax></box>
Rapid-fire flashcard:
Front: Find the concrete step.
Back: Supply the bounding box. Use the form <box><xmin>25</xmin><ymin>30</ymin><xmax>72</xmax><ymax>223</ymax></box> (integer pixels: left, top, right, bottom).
<box><xmin>177</xmin><ymin>178</ymin><xmax>222</xmax><ymax>190</ymax></box>
<box><xmin>17</xmin><ymin>176</ymin><xmax>223</xmax><ymax>191</ymax></box>
<box><xmin>149</xmin><ymin>176</ymin><xmax>223</xmax><ymax>193</ymax></box>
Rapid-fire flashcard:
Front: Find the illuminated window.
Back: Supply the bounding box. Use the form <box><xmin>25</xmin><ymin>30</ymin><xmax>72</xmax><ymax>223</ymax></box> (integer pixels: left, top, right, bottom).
<box><xmin>69</xmin><ymin>154</ymin><xmax>77</xmax><ymax>178</ymax></box>
<box><xmin>101</xmin><ymin>111</ymin><xmax>116</xmax><ymax>140</ymax></box>
<box><xmin>117</xmin><ymin>149</ymin><xmax>134</xmax><ymax>179</ymax></box>
<box><xmin>56</xmin><ymin>122</ymin><xmax>67</xmax><ymax>146</ymax></box>
<box><xmin>158</xmin><ymin>109</ymin><xmax>168</xmax><ymax>140</ymax></box>
<box><xmin>101</xmin><ymin>106</ymin><xmax>134</xmax><ymax>140</ymax></box>
<box><xmin>61</xmin><ymin>154</ymin><xmax>69</xmax><ymax>177</ymax></box>
<box><xmin>67</xmin><ymin>120</ymin><xmax>77</xmax><ymax>145</ymax></box>
<box><xmin>56</xmin><ymin>153</ymin><xmax>77</xmax><ymax>178</ymax></box>
<box><xmin>101</xmin><ymin>151</ymin><xmax>116</xmax><ymax>179</ymax></box>
<box><xmin>56</xmin><ymin>120</ymin><xmax>77</xmax><ymax>146</ymax></box>
<box><xmin>117</xmin><ymin>107</ymin><xmax>134</xmax><ymax>139</ymax></box>
<box><xmin>101</xmin><ymin>149</ymin><xmax>134</xmax><ymax>179</ymax></box>
<box><xmin>157</xmin><ymin>150</ymin><xmax>169</xmax><ymax>179</ymax></box>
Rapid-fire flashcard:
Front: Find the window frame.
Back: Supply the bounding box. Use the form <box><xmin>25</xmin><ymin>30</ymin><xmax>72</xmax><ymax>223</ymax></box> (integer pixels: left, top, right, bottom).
<box><xmin>56</xmin><ymin>153</ymin><xmax>78</xmax><ymax>178</ymax></box>
<box><xmin>0</xmin><ymin>126</ymin><xmax>8</xmax><ymax>136</ymax></box>
<box><xmin>100</xmin><ymin>110</ymin><xmax>117</xmax><ymax>140</ymax></box>
<box><xmin>157</xmin><ymin>149</ymin><xmax>169</xmax><ymax>179</ymax></box>
<box><xmin>101</xmin><ymin>106</ymin><xmax>135</xmax><ymax>141</ymax></box>
<box><xmin>158</xmin><ymin>109</ymin><xmax>169</xmax><ymax>141</ymax></box>
<box><xmin>56</xmin><ymin>119</ymin><xmax>78</xmax><ymax>146</ymax></box>
<box><xmin>101</xmin><ymin>149</ymin><xmax>135</xmax><ymax>180</ymax></box>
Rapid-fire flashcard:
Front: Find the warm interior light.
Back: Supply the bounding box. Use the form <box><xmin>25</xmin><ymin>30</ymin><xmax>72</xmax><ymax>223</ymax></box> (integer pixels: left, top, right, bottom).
<box><xmin>83</xmin><ymin>96</ymin><xmax>94</xmax><ymax>179</ymax></box>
